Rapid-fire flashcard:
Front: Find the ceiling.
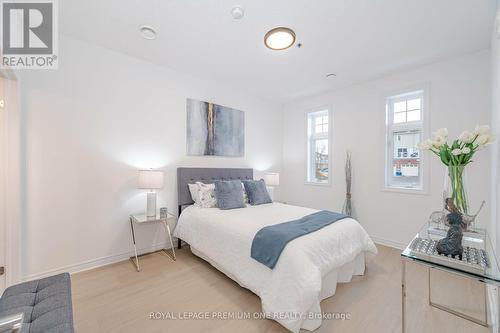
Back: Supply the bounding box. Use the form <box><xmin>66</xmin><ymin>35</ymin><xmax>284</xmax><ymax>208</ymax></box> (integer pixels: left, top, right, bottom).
<box><xmin>59</xmin><ymin>0</ymin><xmax>497</xmax><ymax>103</ymax></box>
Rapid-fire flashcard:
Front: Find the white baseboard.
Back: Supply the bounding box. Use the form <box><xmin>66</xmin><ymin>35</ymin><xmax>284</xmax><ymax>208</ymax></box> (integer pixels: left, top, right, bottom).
<box><xmin>22</xmin><ymin>234</ymin><xmax>406</xmax><ymax>282</ymax></box>
<box><xmin>370</xmin><ymin>235</ymin><xmax>406</xmax><ymax>250</ymax></box>
<box><xmin>21</xmin><ymin>241</ymin><xmax>171</xmax><ymax>282</ymax></box>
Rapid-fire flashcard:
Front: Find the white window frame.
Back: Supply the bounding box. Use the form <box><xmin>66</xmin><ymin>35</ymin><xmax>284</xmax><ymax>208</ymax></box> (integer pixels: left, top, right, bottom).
<box><xmin>305</xmin><ymin>107</ymin><xmax>332</xmax><ymax>186</ymax></box>
<box><xmin>384</xmin><ymin>88</ymin><xmax>429</xmax><ymax>194</ymax></box>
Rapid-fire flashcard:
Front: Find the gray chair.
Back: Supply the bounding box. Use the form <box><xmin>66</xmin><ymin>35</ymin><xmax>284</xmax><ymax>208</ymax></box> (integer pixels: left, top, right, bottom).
<box><xmin>0</xmin><ymin>273</ymin><xmax>75</xmax><ymax>333</ymax></box>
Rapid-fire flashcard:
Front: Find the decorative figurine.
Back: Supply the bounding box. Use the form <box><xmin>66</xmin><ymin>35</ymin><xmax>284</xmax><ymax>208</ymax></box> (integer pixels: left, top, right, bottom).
<box><xmin>436</xmin><ymin>213</ymin><xmax>463</xmax><ymax>258</ymax></box>
<box><xmin>444</xmin><ymin>197</ymin><xmax>459</xmax><ymax>214</ymax></box>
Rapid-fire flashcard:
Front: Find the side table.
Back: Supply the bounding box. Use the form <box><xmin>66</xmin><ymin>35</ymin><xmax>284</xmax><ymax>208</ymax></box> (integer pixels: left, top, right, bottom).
<box><xmin>129</xmin><ymin>211</ymin><xmax>176</xmax><ymax>272</ymax></box>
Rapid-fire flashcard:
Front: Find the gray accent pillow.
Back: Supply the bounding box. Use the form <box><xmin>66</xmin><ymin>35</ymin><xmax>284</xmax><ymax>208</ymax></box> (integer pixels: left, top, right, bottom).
<box><xmin>243</xmin><ymin>179</ymin><xmax>272</xmax><ymax>205</ymax></box>
<box><xmin>214</xmin><ymin>180</ymin><xmax>246</xmax><ymax>210</ymax></box>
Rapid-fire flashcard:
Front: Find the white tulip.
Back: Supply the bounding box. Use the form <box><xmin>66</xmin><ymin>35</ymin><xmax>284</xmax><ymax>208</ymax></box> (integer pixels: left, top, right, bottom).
<box><xmin>432</xmin><ymin>136</ymin><xmax>446</xmax><ymax>148</ymax></box>
<box><xmin>418</xmin><ymin>139</ymin><xmax>433</xmax><ymax>150</ymax></box>
<box><xmin>474</xmin><ymin>125</ymin><xmax>490</xmax><ymax>136</ymax></box>
<box><xmin>461</xmin><ymin>147</ymin><xmax>471</xmax><ymax>154</ymax></box>
<box><xmin>458</xmin><ymin>131</ymin><xmax>475</xmax><ymax>144</ymax></box>
<box><xmin>476</xmin><ymin>134</ymin><xmax>490</xmax><ymax>146</ymax></box>
<box><xmin>482</xmin><ymin>134</ymin><xmax>495</xmax><ymax>146</ymax></box>
<box><xmin>451</xmin><ymin>148</ymin><xmax>462</xmax><ymax>156</ymax></box>
<box><xmin>434</xmin><ymin>128</ymin><xmax>449</xmax><ymax>139</ymax></box>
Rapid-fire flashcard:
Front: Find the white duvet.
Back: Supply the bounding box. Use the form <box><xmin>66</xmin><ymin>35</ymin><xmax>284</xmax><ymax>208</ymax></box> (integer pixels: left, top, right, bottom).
<box><xmin>173</xmin><ymin>203</ymin><xmax>377</xmax><ymax>332</ymax></box>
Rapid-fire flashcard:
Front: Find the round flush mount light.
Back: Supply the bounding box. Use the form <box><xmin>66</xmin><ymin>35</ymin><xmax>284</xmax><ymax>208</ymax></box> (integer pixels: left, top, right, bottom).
<box><xmin>139</xmin><ymin>25</ymin><xmax>157</xmax><ymax>40</ymax></box>
<box><xmin>264</xmin><ymin>27</ymin><xmax>296</xmax><ymax>50</ymax></box>
<box><xmin>231</xmin><ymin>6</ymin><xmax>245</xmax><ymax>20</ymax></box>
<box><xmin>326</xmin><ymin>73</ymin><xmax>337</xmax><ymax>78</ymax></box>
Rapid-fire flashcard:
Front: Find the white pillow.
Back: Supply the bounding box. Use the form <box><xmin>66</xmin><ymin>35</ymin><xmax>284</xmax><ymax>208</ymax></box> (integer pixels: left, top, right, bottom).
<box><xmin>242</xmin><ymin>182</ymin><xmax>249</xmax><ymax>204</ymax></box>
<box><xmin>189</xmin><ymin>182</ymin><xmax>217</xmax><ymax>208</ymax></box>
<box><xmin>188</xmin><ymin>183</ymin><xmax>200</xmax><ymax>203</ymax></box>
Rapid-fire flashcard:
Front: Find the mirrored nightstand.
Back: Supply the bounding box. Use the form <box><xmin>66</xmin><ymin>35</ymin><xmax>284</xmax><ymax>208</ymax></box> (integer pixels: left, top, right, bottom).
<box><xmin>129</xmin><ymin>211</ymin><xmax>176</xmax><ymax>272</ymax></box>
<box><xmin>401</xmin><ymin>221</ymin><xmax>500</xmax><ymax>332</ymax></box>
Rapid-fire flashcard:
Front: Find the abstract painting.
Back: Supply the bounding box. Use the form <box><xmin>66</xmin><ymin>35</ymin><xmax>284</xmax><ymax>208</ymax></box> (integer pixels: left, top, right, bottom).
<box><xmin>186</xmin><ymin>98</ymin><xmax>245</xmax><ymax>157</ymax></box>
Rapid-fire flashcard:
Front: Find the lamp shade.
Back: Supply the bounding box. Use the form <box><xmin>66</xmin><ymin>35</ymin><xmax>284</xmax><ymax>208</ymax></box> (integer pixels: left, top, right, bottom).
<box><xmin>138</xmin><ymin>169</ymin><xmax>164</xmax><ymax>189</ymax></box>
<box><xmin>264</xmin><ymin>172</ymin><xmax>280</xmax><ymax>187</ymax></box>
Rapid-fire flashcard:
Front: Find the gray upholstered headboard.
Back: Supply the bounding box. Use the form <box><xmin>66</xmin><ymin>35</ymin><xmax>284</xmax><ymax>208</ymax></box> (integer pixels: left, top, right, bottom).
<box><xmin>177</xmin><ymin>167</ymin><xmax>254</xmax><ymax>215</ymax></box>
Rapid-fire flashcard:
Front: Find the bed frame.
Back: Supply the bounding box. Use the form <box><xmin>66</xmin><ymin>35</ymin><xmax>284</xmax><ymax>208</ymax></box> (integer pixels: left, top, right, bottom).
<box><xmin>176</xmin><ymin>167</ymin><xmax>254</xmax><ymax>248</ymax></box>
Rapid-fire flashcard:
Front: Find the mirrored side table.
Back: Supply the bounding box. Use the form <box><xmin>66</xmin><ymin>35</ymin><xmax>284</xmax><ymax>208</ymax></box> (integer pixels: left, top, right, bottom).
<box><xmin>129</xmin><ymin>211</ymin><xmax>176</xmax><ymax>272</ymax></box>
<box><xmin>401</xmin><ymin>222</ymin><xmax>500</xmax><ymax>333</ymax></box>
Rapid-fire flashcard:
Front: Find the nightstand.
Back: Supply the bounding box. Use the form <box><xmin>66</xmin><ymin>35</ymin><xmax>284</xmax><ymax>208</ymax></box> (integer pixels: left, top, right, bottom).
<box><xmin>401</xmin><ymin>221</ymin><xmax>500</xmax><ymax>332</ymax></box>
<box><xmin>129</xmin><ymin>211</ymin><xmax>176</xmax><ymax>272</ymax></box>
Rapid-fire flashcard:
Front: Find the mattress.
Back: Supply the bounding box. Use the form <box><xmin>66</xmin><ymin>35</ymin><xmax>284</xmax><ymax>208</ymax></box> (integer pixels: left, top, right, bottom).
<box><xmin>173</xmin><ymin>202</ymin><xmax>377</xmax><ymax>332</ymax></box>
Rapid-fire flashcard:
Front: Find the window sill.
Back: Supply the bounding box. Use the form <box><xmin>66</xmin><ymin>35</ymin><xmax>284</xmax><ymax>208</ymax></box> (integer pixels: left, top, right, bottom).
<box><xmin>381</xmin><ymin>186</ymin><xmax>428</xmax><ymax>195</ymax></box>
<box><xmin>305</xmin><ymin>181</ymin><xmax>331</xmax><ymax>187</ymax></box>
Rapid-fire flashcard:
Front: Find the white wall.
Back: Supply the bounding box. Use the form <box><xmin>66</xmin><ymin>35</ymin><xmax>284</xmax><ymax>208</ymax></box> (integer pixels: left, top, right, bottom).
<box><xmin>15</xmin><ymin>32</ymin><xmax>495</xmax><ymax>279</ymax></box>
<box><xmin>282</xmin><ymin>51</ymin><xmax>491</xmax><ymax>248</ymax></box>
<box><xmin>492</xmin><ymin>1</ymin><xmax>500</xmax><ymax>253</ymax></box>
<box><xmin>3</xmin><ymin>75</ymin><xmax>21</xmax><ymax>286</ymax></box>
<box><xmin>17</xmin><ymin>36</ymin><xmax>283</xmax><ymax>279</ymax></box>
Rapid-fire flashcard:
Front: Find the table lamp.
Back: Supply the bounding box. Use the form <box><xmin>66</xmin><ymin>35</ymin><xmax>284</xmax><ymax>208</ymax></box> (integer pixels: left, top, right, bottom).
<box><xmin>264</xmin><ymin>172</ymin><xmax>279</xmax><ymax>201</ymax></box>
<box><xmin>138</xmin><ymin>169</ymin><xmax>164</xmax><ymax>217</ymax></box>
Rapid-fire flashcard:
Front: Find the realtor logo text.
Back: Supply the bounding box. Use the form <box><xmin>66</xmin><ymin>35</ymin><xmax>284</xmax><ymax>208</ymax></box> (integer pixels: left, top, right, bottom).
<box><xmin>1</xmin><ymin>0</ymin><xmax>58</xmax><ymax>69</ymax></box>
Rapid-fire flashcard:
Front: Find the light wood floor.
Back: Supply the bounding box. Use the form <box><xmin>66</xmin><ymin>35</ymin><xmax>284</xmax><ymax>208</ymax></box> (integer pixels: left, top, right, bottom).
<box><xmin>71</xmin><ymin>245</ymin><xmax>492</xmax><ymax>333</ymax></box>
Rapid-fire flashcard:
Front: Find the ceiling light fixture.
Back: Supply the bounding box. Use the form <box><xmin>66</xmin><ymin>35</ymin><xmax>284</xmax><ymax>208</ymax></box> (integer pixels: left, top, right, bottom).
<box><xmin>264</xmin><ymin>27</ymin><xmax>296</xmax><ymax>50</ymax></box>
<box><xmin>139</xmin><ymin>25</ymin><xmax>157</xmax><ymax>40</ymax></box>
<box><xmin>231</xmin><ymin>6</ymin><xmax>245</xmax><ymax>20</ymax></box>
<box><xmin>326</xmin><ymin>73</ymin><xmax>337</xmax><ymax>78</ymax></box>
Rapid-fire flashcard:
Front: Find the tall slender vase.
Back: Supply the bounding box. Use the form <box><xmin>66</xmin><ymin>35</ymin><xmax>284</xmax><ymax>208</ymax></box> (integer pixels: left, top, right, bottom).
<box><xmin>443</xmin><ymin>165</ymin><xmax>471</xmax><ymax>229</ymax></box>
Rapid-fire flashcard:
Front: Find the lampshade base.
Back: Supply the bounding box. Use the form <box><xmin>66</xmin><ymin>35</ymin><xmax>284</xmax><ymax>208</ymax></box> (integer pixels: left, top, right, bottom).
<box><xmin>146</xmin><ymin>192</ymin><xmax>157</xmax><ymax>217</ymax></box>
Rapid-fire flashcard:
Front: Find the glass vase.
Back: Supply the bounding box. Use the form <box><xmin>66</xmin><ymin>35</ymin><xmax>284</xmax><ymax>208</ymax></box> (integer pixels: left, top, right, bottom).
<box><xmin>443</xmin><ymin>165</ymin><xmax>473</xmax><ymax>230</ymax></box>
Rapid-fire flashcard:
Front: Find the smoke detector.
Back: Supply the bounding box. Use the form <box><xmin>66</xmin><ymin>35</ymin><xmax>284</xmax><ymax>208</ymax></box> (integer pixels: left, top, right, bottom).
<box><xmin>231</xmin><ymin>6</ymin><xmax>245</xmax><ymax>20</ymax></box>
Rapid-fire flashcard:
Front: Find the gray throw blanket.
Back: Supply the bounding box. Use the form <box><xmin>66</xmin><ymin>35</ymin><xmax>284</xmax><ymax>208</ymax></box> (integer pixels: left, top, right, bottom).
<box><xmin>251</xmin><ymin>210</ymin><xmax>349</xmax><ymax>269</ymax></box>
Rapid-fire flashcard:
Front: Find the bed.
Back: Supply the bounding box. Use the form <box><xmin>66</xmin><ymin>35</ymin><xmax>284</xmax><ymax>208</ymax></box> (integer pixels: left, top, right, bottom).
<box><xmin>173</xmin><ymin>167</ymin><xmax>377</xmax><ymax>333</ymax></box>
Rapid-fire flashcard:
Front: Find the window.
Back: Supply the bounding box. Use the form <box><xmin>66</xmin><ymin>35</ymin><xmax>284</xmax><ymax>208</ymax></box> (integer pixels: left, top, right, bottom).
<box><xmin>307</xmin><ymin>109</ymin><xmax>330</xmax><ymax>184</ymax></box>
<box><xmin>385</xmin><ymin>90</ymin><xmax>425</xmax><ymax>191</ymax></box>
